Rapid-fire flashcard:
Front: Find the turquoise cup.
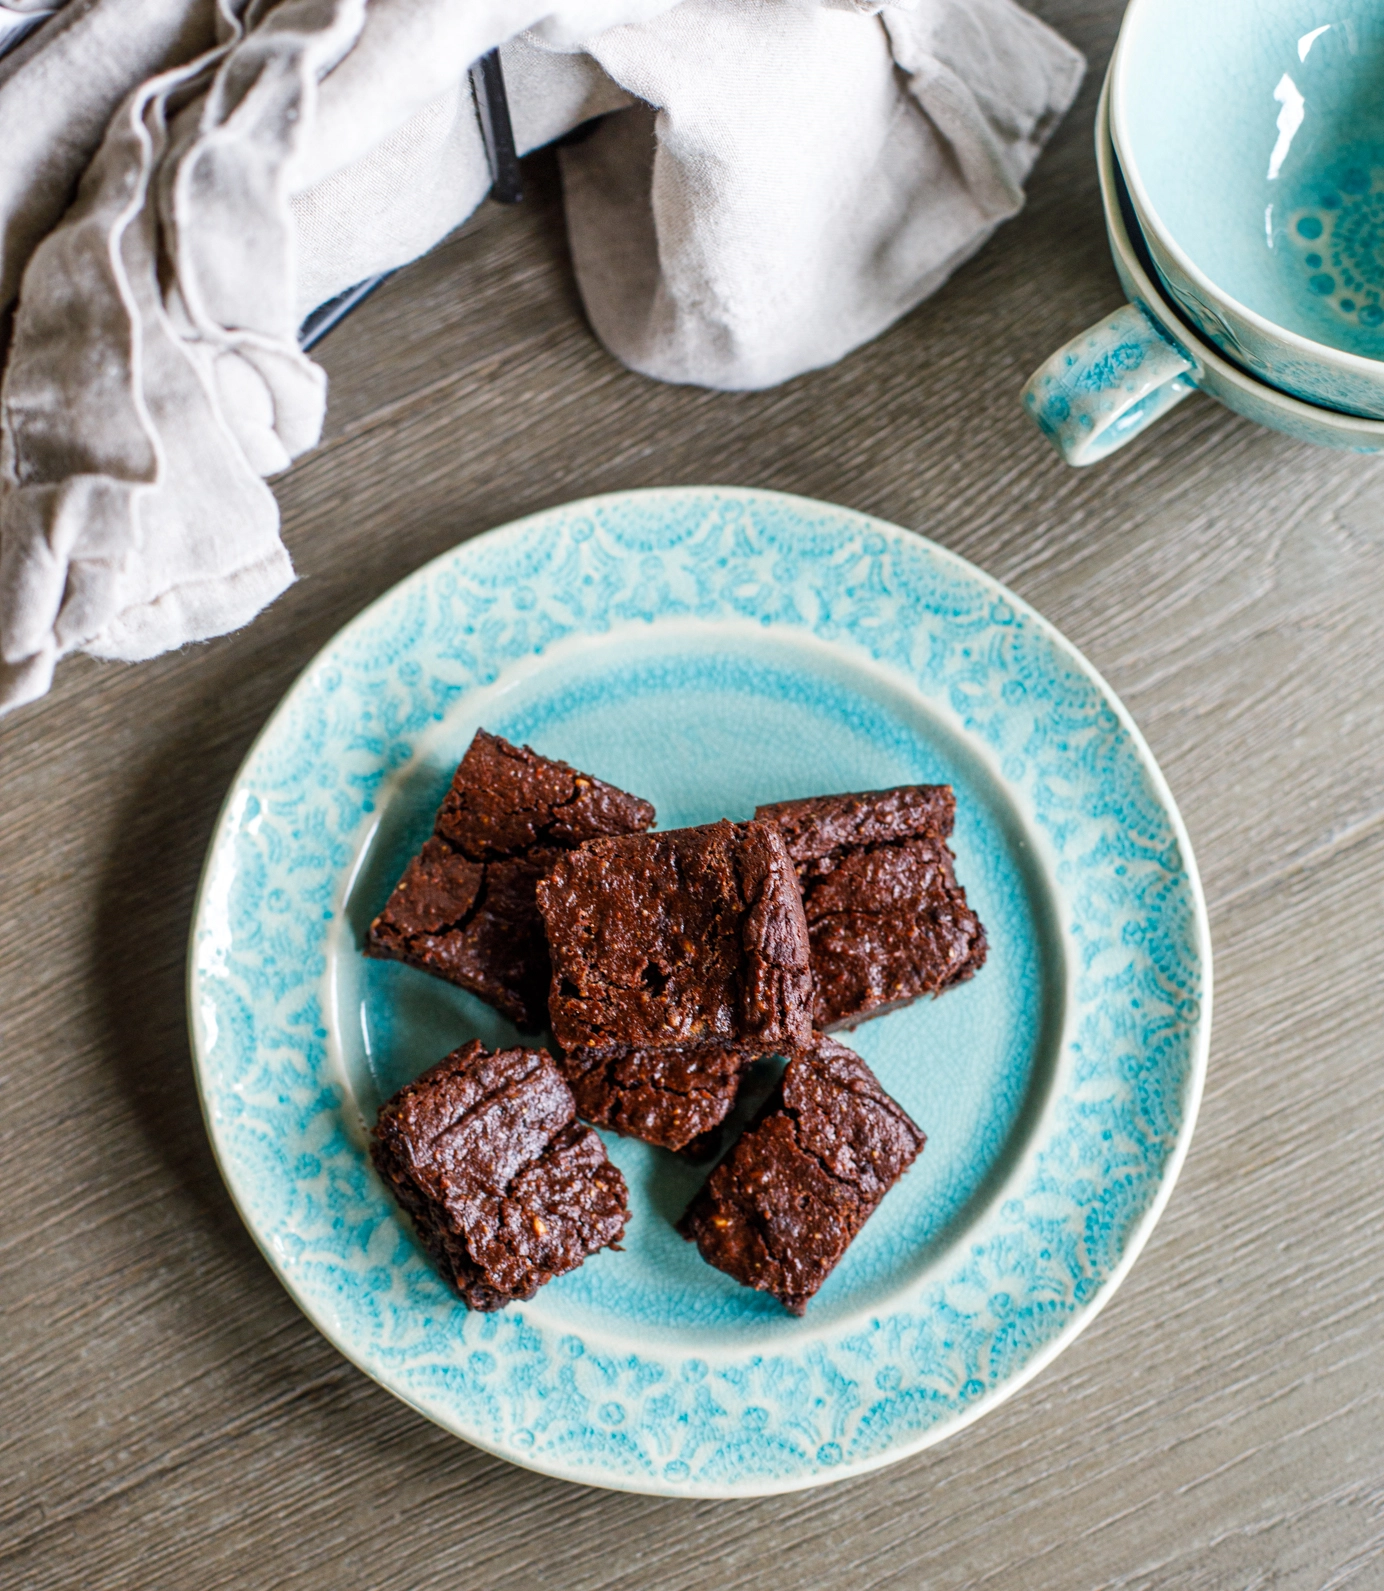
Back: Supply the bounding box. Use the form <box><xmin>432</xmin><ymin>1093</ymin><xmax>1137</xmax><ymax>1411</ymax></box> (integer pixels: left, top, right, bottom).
<box><xmin>1024</xmin><ymin>0</ymin><xmax>1384</xmax><ymax>464</ymax></box>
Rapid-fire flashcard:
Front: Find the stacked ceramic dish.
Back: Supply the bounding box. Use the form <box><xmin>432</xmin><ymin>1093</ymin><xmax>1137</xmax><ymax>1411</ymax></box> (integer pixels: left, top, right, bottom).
<box><xmin>1023</xmin><ymin>0</ymin><xmax>1384</xmax><ymax>465</ymax></box>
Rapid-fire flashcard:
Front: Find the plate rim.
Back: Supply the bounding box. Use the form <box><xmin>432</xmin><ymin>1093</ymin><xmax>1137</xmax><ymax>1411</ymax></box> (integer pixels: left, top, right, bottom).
<box><xmin>186</xmin><ymin>484</ymin><xmax>1213</xmax><ymax>1497</ymax></box>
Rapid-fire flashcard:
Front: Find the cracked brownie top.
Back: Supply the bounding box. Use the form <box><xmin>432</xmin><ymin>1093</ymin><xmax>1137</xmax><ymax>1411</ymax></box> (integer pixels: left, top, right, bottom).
<box><xmin>436</xmin><ymin>729</ymin><xmax>656</xmax><ymax>861</ymax></box>
<box><xmin>755</xmin><ymin>784</ymin><xmax>987</xmax><ymax>1031</ymax></box>
<box><xmin>365</xmin><ymin>730</ymin><xmax>655</xmax><ymax>1028</ymax></box>
<box><xmin>371</xmin><ymin>1039</ymin><xmax>629</xmax><ymax>1311</ymax></box>
<box><xmin>537</xmin><ymin>819</ymin><xmax>814</xmax><ymax>1059</ymax></box>
<box><xmin>677</xmin><ymin>1036</ymin><xmax>925</xmax><ymax>1314</ymax></box>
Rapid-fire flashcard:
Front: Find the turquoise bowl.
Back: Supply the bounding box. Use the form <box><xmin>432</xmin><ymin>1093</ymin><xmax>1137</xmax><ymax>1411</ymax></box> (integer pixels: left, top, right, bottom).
<box><xmin>1114</xmin><ymin>0</ymin><xmax>1384</xmax><ymax>416</ymax></box>
<box><xmin>1022</xmin><ymin>72</ymin><xmax>1384</xmax><ymax>464</ymax></box>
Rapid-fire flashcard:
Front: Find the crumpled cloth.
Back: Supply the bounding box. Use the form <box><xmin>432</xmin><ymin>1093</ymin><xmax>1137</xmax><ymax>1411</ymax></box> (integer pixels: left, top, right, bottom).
<box><xmin>0</xmin><ymin>0</ymin><xmax>1082</xmax><ymax>715</ymax></box>
<box><xmin>0</xmin><ymin>0</ymin><xmax>58</xmax><ymax>60</ymax></box>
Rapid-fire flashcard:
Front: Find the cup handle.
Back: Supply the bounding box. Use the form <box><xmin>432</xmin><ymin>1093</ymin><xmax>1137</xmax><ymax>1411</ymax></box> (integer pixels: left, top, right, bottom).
<box><xmin>1021</xmin><ymin>302</ymin><xmax>1197</xmax><ymax>466</ymax></box>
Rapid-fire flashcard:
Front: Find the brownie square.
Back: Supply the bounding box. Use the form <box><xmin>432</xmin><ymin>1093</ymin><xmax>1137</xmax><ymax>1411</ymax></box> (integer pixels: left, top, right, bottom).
<box><xmin>370</xmin><ymin>1040</ymin><xmax>629</xmax><ymax>1310</ymax></box>
<box><xmin>677</xmin><ymin>1037</ymin><xmax>924</xmax><ymax>1314</ymax></box>
<box><xmin>557</xmin><ymin>1040</ymin><xmax>755</xmax><ymax>1153</ymax></box>
<box><xmin>365</xmin><ymin>730</ymin><xmax>654</xmax><ymax>1028</ymax></box>
<box><xmin>755</xmin><ymin>785</ymin><xmax>987</xmax><ymax>1031</ymax></box>
<box><xmin>537</xmin><ymin>818</ymin><xmax>814</xmax><ymax>1061</ymax></box>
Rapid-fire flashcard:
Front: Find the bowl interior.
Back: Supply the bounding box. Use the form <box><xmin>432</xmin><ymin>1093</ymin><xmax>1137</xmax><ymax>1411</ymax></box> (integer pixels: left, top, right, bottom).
<box><xmin>1117</xmin><ymin>0</ymin><xmax>1384</xmax><ymax>358</ymax></box>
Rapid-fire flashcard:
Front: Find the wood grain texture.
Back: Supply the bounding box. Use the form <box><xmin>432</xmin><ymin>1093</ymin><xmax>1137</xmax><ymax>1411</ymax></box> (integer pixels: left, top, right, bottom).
<box><xmin>4</xmin><ymin>2</ymin><xmax>1384</xmax><ymax>1585</ymax></box>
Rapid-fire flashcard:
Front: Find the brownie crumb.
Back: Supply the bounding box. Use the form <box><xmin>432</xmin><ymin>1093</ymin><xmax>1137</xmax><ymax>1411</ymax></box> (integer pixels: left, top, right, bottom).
<box><xmin>366</xmin><ymin>730</ymin><xmax>654</xmax><ymax>1027</ymax></box>
<box><xmin>371</xmin><ymin>1039</ymin><xmax>629</xmax><ymax>1310</ymax></box>
<box><xmin>677</xmin><ymin>1036</ymin><xmax>924</xmax><ymax>1314</ymax></box>
<box><xmin>755</xmin><ymin>785</ymin><xmax>986</xmax><ymax>1031</ymax></box>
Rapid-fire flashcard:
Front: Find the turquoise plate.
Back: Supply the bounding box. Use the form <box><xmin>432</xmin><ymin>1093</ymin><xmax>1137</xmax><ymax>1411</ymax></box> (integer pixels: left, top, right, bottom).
<box><xmin>188</xmin><ymin>487</ymin><xmax>1210</xmax><ymax>1496</ymax></box>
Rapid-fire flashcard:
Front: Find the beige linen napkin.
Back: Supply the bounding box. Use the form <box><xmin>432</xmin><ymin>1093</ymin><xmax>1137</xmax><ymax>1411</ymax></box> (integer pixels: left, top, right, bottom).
<box><xmin>0</xmin><ymin>0</ymin><xmax>1082</xmax><ymax>716</ymax></box>
<box><xmin>561</xmin><ymin>0</ymin><xmax>1084</xmax><ymax>388</ymax></box>
<box><xmin>0</xmin><ymin>2</ymin><xmax>59</xmax><ymax>59</ymax></box>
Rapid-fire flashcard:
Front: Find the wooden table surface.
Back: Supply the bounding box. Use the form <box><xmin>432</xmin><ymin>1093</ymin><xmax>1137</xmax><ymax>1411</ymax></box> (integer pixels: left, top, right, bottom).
<box><xmin>5</xmin><ymin>3</ymin><xmax>1384</xmax><ymax>1585</ymax></box>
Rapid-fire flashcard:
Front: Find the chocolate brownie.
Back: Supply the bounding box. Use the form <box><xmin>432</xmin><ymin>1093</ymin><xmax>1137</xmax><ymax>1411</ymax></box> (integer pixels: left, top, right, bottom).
<box><xmin>557</xmin><ymin>1040</ymin><xmax>755</xmax><ymax>1153</ymax></box>
<box><xmin>370</xmin><ymin>1040</ymin><xmax>629</xmax><ymax>1310</ymax></box>
<box><xmin>366</xmin><ymin>730</ymin><xmax>655</xmax><ymax>1028</ymax></box>
<box><xmin>537</xmin><ymin>819</ymin><xmax>814</xmax><ymax>1061</ymax></box>
<box><xmin>677</xmin><ymin>1037</ymin><xmax>924</xmax><ymax>1314</ymax></box>
<box><xmin>755</xmin><ymin>785</ymin><xmax>986</xmax><ymax>1031</ymax></box>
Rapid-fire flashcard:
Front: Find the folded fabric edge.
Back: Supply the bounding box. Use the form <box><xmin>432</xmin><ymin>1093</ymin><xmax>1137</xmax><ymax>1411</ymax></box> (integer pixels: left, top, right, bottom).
<box><xmin>0</xmin><ymin>637</ymin><xmax>56</xmax><ymax>715</ymax></box>
<box><xmin>0</xmin><ymin>537</ymin><xmax>295</xmax><ymax>716</ymax></box>
<box><xmin>83</xmin><ymin>539</ymin><xmax>297</xmax><ymax>664</ymax></box>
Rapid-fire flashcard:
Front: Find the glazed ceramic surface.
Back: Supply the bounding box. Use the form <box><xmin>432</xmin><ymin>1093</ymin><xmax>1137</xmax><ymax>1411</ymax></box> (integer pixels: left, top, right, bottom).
<box><xmin>1113</xmin><ymin>0</ymin><xmax>1384</xmax><ymax>416</ymax></box>
<box><xmin>1022</xmin><ymin>75</ymin><xmax>1384</xmax><ymax>464</ymax></box>
<box><xmin>1021</xmin><ymin>299</ymin><xmax>1196</xmax><ymax>466</ymax></box>
<box><xmin>188</xmin><ymin>488</ymin><xmax>1210</xmax><ymax>1496</ymax></box>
